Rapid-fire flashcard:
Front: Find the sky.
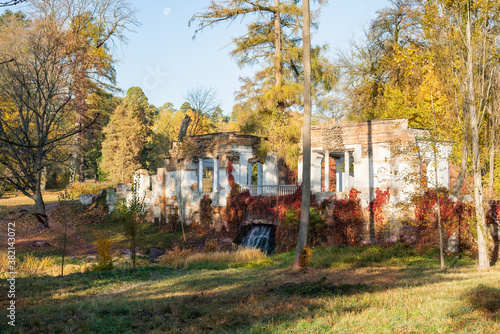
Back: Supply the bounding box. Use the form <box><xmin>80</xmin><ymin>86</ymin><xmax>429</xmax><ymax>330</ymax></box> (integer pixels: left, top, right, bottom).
<box><xmin>114</xmin><ymin>0</ymin><xmax>391</xmax><ymax>115</ymax></box>
<box><xmin>4</xmin><ymin>0</ymin><xmax>391</xmax><ymax>114</ymax></box>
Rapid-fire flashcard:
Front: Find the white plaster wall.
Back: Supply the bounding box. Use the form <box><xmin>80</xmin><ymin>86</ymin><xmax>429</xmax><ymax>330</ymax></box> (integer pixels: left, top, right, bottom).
<box><xmin>311</xmin><ymin>149</ymin><xmax>324</xmax><ymax>192</ymax></box>
<box><xmin>263</xmin><ymin>154</ymin><xmax>278</xmax><ymax>185</ymax></box>
<box><xmin>417</xmin><ymin>141</ymin><xmax>453</xmax><ymax>189</ymax></box>
<box><xmin>234</xmin><ymin>147</ymin><xmax>253</xmax><ymax>186</ymax></box>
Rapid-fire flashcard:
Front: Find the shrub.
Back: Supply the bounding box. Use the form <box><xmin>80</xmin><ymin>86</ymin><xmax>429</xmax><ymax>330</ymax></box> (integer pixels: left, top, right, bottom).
<box><xmin>199</xmin><ymin>194</ymin><xmax>213</xmax><ymax>233</ymax></box>
<box><xmin>369</xmin><ymin>187</ymin><xmax>391</xmax><ymax>239</ymax></box>
<box><xmin>299</xmin><ymin>247</ymin><xmax>313</xmax><ymax>268</ymax></box>
<box><xmin>411</xmin><ymin>188</ymin><xmax>475</xmax><ymax>253</ymax></box>
<box><xmin>94</xmin><ymin>237</ymin><xmax>113</xmax><ymax>271</ymax></box>
<box><xmin>108</xmin><ymin>180</ymin><xmax>146</xmax><ymax>268</ymax></box>
<box><xmin>66</xmin><ymin>181</ymin><xmax>114</xmax><ymax>198</ymax></box>
<box><xmin>166</xmin><ymin>207</ymin><xmax>182</xmax><ymax>232</ymax></box>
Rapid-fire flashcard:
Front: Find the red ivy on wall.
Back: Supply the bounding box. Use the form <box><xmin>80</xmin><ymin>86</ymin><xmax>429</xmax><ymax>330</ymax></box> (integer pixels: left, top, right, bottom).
<box><xmin>369</xmin><ymin>187</ymin><xmax>390</xmax><ymax>240</ymax></box>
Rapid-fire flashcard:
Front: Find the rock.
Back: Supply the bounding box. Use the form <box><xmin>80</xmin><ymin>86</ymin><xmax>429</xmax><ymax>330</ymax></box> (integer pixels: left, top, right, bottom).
<box><xmin>221</xmin><ymin>238</ymin><xmax>233</xmax><ymax>244</ymax></box>
<box><xmin>85</xmin><ymin>255</ymin><xmax>97</xmax><ymax>259</ymax></box>
<box><xmin>119</xmin><ymin>249</ymin><xmax>131</xmax><ymax>255</ymax></box>
<box><xmin>447</xmin><ymin>232</ymin><xmax>459</xmax><ymax>253</ymax></box>
<box><xmin>32</xmin><ymin>240</ymin><xmax>50</xmax><ymax>247</ymax></box>
<box><xmin>149</xmin><ymin>247</ymin><xmax>165</xmax><ymax>258</ymax></box>
<box><xmin>79</xmin><ymin>194</ymin><xmax>95</xmax><ymax>205</ymax></box>
<box><xmin>68</xmin><ymin>256</ymin><xmax>78</xmax><ymax>261</ymax></box>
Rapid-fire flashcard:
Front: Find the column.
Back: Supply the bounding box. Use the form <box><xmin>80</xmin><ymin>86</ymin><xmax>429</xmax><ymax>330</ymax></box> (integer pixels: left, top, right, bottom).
<box><xmin>336</xmin><ymin>157</ymin><xmax>343</xmax><ymax>192</ymax></box>
<box><xmin>246</xmin><ymin>161</ymin><xmax>251</xmax><ymax>185</ymax></box>
<box><xmin>324</xmin><ymin>151</ymin><xmax>330</xmax><ymax>192</ymax></box>
<box><xmin>198</xmin><ymin>159</ymin><xmax>203</xmax><ymax>193</ymax></box>
<box><xmin>213</xmin><ymin>158</ymin><xmax>219</xmax><ymax>193</ymax></box>
<box><xmin>257</xmin><ymin>162</ymin><xmax>263</xmax><ymax>195</ymax></box>
<box><xmin>344</xmin><ymin>151</ymin><xmax>350</xmax><ymax>191</ymax></box>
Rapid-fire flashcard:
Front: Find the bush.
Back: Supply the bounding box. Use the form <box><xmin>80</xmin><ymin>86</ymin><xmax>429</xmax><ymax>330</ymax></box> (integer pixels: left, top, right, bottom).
<box><xmin>199</xmin><ymin>194</ymin><xmax>213</xmax><ymax>234</ymax></box>
<box><xmin>93</xmin><ymin>237</ymin><xmax>113</xmax><ymax>271</ymax></box>
<box><xmin>299</xmin><ymin>247</ymin><xmax>313</xmax><ymax>268</ymax></box>
<box><xmin>66</xmin><ymin>181</ymin><xmax>115</xmax><ymax>198</ymax></box>
<box><xmin>411</xmin><ymin>189</ymin><xmax>475</xmax><ymax>253</ymax></box>
<box><xmin>108</xmin><ymin>181</ymin><xmax>146</xmax><ymax>268</ymax></box>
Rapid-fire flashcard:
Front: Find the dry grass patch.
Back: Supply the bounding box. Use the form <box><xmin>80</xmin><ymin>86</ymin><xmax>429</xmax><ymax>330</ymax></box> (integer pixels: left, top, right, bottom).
<box><xmin>0</xmin><ymin>190</ymin><xmax>62</xmax><ymax>207</ymax></box>
<box><xmin>158</xmin><ymin>246</ymin><xmax>271</xmax><ymax>270</ymax></box>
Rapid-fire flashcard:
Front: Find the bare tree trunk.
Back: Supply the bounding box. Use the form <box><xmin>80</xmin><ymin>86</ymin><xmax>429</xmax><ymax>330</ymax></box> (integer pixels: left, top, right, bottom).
<box><xmin>70</xmin><ymin>65</ymin><xmax>88</xmax><ymax>183</ymax></box>
<box><xmin>293</xmin><ymin>0</ymin><xmax>311</xmax><ymax>269</ymax></box>
<box><xmin>466</xmin><ymin>7</ymin><xmax>489</xmax><ymax>270</ymax></box>
<box><xmin>488</xmin><ymin>122</ymin><xmax>496</xmax><ymax>193</ymax></box>
<box><xmin>452</xmin><ymin>133</ymin><xmax>468</xmax><ymax>196</ymax></box>
<box><xmin>431</xmin><ymin>92</ymin><xmax>445</xmax><ymax>271</ymax></box>
<box><xmin>274</xmin><ymin>0</ymin><xmax>285</xmax><ymax>113</ymax></box>
<box><xmin>33</xmin><ymin>170</ymin><xmax>48</xmax><ymax>228</ymax></box>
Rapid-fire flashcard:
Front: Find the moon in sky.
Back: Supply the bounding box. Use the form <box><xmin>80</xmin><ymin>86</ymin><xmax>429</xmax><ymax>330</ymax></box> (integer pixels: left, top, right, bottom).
<box><xmin>163</xmin><ymin>8</ymin><xmax>172</xmax><ymax>16</ymax></box>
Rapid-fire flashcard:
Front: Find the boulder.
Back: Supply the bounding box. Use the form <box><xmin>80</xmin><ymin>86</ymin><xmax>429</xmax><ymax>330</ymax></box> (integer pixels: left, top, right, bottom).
<box><xmin>32</xmin><ymin>240</ymin><xmax>50</xmax><ymax>247</ymax></box>
<box><xmin>149</xmin><ymin>247</ymin><xmax>165</xmax><ymax>258</ymax></box>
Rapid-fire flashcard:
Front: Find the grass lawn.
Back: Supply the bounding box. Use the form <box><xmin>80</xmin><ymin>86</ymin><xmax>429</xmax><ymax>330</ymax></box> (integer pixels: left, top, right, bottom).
<box><xmin>1</xmin><ymin>198</ymin><xmax>498</xmax><ymax>333</ymax></box>
<box><xmin>0</xmin><ymin>190</ymin><xmax>63</xmax><ymax>208</ymax></box>
<box><xmin>0</xmin><ymin>245</ymin><xmax>499</xmax><ymax>333</ymax></box>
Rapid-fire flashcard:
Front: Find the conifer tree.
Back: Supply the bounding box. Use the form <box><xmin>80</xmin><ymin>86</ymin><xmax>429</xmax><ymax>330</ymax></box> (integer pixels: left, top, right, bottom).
<box><xmin>100</xmin><ymin>88</ymin><xmax>152</xmax><ymax>182</ymax></box>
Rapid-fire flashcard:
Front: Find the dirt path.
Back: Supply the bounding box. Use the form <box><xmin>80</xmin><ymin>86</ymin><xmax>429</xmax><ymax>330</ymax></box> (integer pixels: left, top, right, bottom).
<box><xmin>1</xmin><ymin>202</ymin><xmax>97</xmax><ymax>256</ymax></box>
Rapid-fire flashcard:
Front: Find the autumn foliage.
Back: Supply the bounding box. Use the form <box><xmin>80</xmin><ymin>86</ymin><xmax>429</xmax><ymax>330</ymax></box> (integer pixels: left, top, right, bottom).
<box><xmin>411</xmin><ymin>189</ymin><xmax>475</xmax><ymax>252</ymax></box>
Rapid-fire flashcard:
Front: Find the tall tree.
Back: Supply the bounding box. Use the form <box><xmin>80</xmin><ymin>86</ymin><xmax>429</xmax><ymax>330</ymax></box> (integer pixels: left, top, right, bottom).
<box><xmin>99</xmin><ymin>88</ymin><xmax>150</xmax><ymax>182</ymax></box>
<box><xmin>191</xmin><ymin>1</ymin><xmax>335</xmax><ymax>169</ymax></box>
<box><xmin>0</xmin><ymin>17</ymin><xmax>92</xmax><ymax>228</ymax></box>
<box><xmin>29</xmin><ymin>0</ymin><xmax>138</xmax><ymax>183</ymax></box>
<box><xmin>293</xmin><ymin>0</ymin><xmax>312</xmax><ymax>269</ymax></box>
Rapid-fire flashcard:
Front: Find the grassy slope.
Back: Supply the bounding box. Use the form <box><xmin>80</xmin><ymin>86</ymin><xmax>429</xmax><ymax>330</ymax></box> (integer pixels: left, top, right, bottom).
<box><xmin>1</xmin><ymin>196</ymin><xmax>499</xmax><ymax>333</ymax></box>
<box><xmin>0</xmin><ymin>249</ymin><xmax>498</xmax><ymax>333</ymax></box>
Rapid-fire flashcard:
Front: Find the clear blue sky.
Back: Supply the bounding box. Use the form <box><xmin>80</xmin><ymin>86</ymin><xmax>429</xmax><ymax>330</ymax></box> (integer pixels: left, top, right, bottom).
<box><xmin>114</xmin><ymin>0</ymin><xmax>390</xmax><ymax>114</ymax></box>
<box><xmin>8</xmin><ymin>0</ymin><xmax>390</xmax><ymax>114</ymax></box>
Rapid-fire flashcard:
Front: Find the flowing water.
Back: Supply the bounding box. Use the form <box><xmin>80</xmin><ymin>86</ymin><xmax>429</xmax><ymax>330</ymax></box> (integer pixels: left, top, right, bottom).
<box><xmin>241</xmin><ymin>224</ymin><xmax>275</xmax><ymax>254</ymax></box>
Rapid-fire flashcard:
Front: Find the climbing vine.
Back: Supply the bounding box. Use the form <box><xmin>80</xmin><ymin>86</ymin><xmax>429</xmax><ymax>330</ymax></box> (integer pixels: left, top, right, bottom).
<box><xmin>369</xmin><ymin>187</ymin><xmax>391</xmax><ymax>240</ymax></box>
<box><xmin>327</xmin><ymin>188</ymin><xmax>364</xmax><ymax>246</ymax></box>
<box><xmin>411</xmin><ymin>189</ymin><xmax>475</xmax><ymax>252</ymax></box>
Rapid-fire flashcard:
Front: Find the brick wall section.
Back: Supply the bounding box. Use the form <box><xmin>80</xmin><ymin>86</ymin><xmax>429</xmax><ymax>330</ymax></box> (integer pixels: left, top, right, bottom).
<box><xmin>310</xmin><ymin>119</ymin><xmax>416</xmax><ymax>156</ymax></box>
<box><xmin>167</xmin><ymin>132</ymin><xmax>261</xmax><ymax>170</ymax></box>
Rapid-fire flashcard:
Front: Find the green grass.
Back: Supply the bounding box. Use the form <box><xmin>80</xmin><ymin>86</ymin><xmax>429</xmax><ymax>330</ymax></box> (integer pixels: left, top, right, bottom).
<box><xmin>272</xmin><ymin>243</ymin><xmax>474</xmax><ymax>269</ymax></box>
<box><xmin>0</xmin><ymin>259</ymin><xmax>498</xmax><ymax>333</ymax></box>
<box><xmin>0</xmin><ymin>243</ymin><xmax>497</xmax><ymax>333</ymax></box>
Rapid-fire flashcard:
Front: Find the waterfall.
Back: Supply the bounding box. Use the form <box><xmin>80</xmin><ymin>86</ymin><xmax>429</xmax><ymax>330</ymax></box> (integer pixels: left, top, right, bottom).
<box><xmin>241</xmin><ymin>224</ymin><xmax>275</xmax><ymax>254</ymax></box>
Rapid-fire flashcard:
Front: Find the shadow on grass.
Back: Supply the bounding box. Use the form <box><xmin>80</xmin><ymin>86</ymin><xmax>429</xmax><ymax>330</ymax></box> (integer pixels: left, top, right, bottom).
<box><xmin>463</xmin><ymin>284</ymin><xmax>500</xmax><ymax>320</ymax></box>
<box><xmin>1</xmin><ymin>267</ymin><xmax>374</xmax><ymax>334</ymax></box>
<box><xmin>0</xmin><ymin>252</ymin><xmax>485</xmax><ymax>334</ymax></box>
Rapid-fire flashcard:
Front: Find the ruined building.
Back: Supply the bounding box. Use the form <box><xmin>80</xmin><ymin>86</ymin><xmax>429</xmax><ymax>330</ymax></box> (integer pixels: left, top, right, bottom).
<box><xmin>299</xmin><ymin>118</ymin><xmax>453</xmax><ymax>208</ymax></box>
<box><xmin>107</xmin><ymin>118</ymin><xmax>452</xmax><ymax>224</ymax></box>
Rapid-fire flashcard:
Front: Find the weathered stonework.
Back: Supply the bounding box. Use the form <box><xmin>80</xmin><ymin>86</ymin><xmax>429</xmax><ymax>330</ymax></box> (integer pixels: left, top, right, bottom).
<box><xmin>115</xmin><ymin>132</ymin><xmax>278</xmax><ymax>224</ymax></box>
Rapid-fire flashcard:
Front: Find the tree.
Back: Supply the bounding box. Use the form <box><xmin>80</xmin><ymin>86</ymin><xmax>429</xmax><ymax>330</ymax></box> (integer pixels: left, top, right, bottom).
<box><xmin>0</xmin><ymin>17</ymin><xmax>93</xmax><ymax>228</ymax></box>
<box><xmin>0</xmin><ymin>0</ymin><xmax>25</xmax><ymax>6</ymax></box>
<box><xmin>293</xmin><ymin>0</ymin><xmax>312</xmax><ymax>269</ymax></box>
<box><xmin>29</xmin><ymin>0</ymin><xmax>138</xmax><ymax>183</ymax></box>
<box><xmin>192</xmin><ymin>1</ymin><xmax>335</xmax><ymax>169</ymax></box>
<box><xmin>190</xmin><ymin>0</ymin><xmax>335</xmax><ymax>117</ymax></box>
<box><xmin>99</xmin><ymin>88</ymin><xmax>150</xmax><ymax>183</ymax></box>
<box><xmin>184</xmin><ymin>85</ymin><xmax>221</xmax><ymax>135</ymax></box>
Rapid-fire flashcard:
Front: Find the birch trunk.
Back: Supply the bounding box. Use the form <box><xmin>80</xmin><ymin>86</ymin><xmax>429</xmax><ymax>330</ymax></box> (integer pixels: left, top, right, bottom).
<box><xmin>466</xmin><ymin>7</ymin><xmax>489</xmax><ymax>270</ymax></box>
